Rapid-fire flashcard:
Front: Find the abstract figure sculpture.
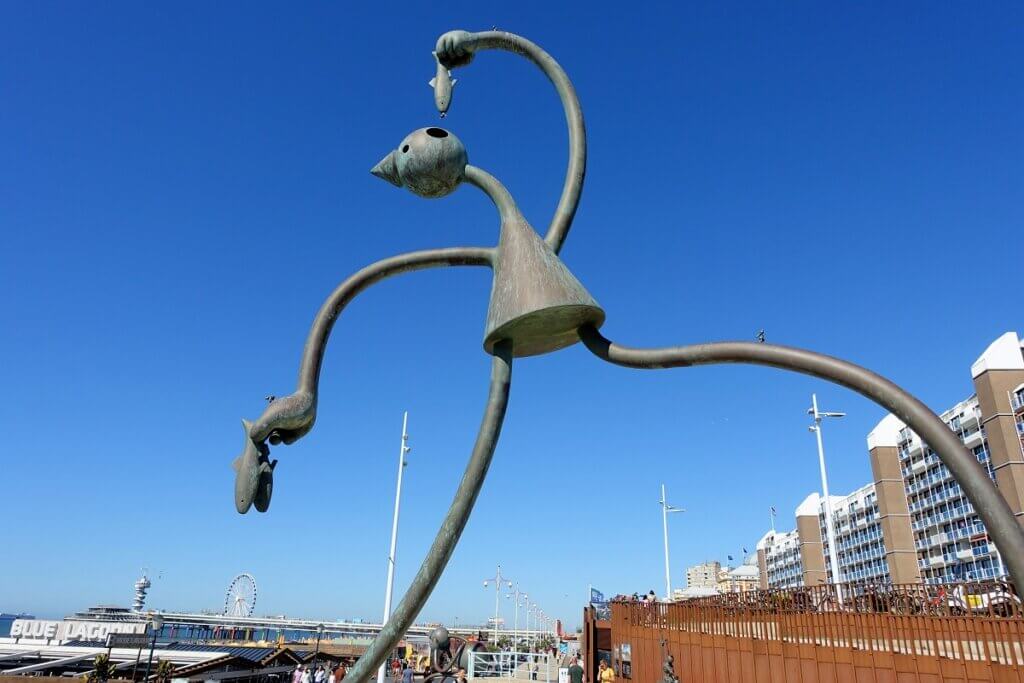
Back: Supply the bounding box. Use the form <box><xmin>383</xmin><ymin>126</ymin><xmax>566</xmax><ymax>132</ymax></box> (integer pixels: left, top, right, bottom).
<box><xmin>230</xmin><ymin>28</ymin><xmax>1024</xmax><ymax>683</ymax></box>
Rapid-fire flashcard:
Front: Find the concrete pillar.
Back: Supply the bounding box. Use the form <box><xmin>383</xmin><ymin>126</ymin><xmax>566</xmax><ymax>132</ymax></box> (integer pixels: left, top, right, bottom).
<box><xmin>867</xmin><ymin>414</ymin><xmax>922</xmax><ymax>584</ymax></box>
<box><xmin>971</xmin><ymin>332</ymin><xmax>1024</xmax><ymax>526</ymax></box>
<box><xmin>795</xmin><ymin>494</ymin><xmax>827</xmax><ymax>586</ymax></box>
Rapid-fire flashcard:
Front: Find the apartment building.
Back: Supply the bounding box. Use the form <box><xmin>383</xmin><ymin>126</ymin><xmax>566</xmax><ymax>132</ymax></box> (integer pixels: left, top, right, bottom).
<box><xmin>757</xmin><ymin>529</ymin><xmax>803</xmax><ymax>589</ymax></box>
<box><xmin>686</xmin><ymin>561</ymin><xmax>722</xmax><ymax>589</ymax></box>
<box><xmin>754</xmin><ymin>331</ymin><xmax>1024</xmax><ymax>588</ymax></box>
<box><xmin>717</xmin><ymin>559</ymin><xmax>761</xmax><ymax>593</ymax></box>
<box><xmin>818</xmin><ymin>483</ymin><xmax>890</xmax><ymax>585</ymax></box>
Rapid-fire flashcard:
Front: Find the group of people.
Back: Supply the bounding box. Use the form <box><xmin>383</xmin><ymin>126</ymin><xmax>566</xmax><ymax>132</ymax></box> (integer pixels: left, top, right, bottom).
<box><xmin>610</xmin><ymin>590</ymin><xmax>659</xmax><ymax>604</ymax></box>
<box><xmin>566</xmin><ymin>656</ymin><xmax>615</xmax><ymax>683</ymax></box>
<box><xmin>386</xmin><ymin>657</ymin><xmax>465</xmax><ymax>682</ymax></box>
<box><xmin>292</xmin><ymin>662</ymin><xmax>347</xmax><ymax>683</ymax></box>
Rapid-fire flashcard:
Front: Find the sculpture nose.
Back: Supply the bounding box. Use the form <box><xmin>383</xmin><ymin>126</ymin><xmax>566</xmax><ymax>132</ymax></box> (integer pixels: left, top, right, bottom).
<box><xmin>370</xmin><ymin>150</ymin><xmax>401</xmax><ymax>187</ymax></box>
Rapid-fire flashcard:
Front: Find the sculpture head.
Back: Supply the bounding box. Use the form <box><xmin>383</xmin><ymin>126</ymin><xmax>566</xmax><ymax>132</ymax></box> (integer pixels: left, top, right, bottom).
<box><xmin>371</xmin><ymin>127</ymin><xmax>467</xmax><ymax>198</ymax></box>
<box><xmin>429</xmin><ymin>626</ymin><xmax>451</xmax><ymax>651</ymax></box>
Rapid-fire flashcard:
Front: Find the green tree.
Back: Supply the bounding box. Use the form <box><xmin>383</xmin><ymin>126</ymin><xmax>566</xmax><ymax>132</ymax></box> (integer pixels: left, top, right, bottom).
<box><xmin>86</xmin><ymin>653</ymin><xmax>117</xmax><ymax>683</ymax></box>
<box><xmin>154</xmin><ymin>660</ymin><xmax>175</xmax><ymax>683</ymax></box>
<box><xmin>535</xmin><ymin>635</ymin><xmax>555</xmax><ymax>652</ymax></box>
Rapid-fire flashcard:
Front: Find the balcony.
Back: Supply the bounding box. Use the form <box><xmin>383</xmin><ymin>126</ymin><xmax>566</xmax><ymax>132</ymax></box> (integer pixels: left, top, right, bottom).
<box><xmin>962</xmin><ymin>430</ymin><xmax>983</xmax><ymax>446</ymax></box>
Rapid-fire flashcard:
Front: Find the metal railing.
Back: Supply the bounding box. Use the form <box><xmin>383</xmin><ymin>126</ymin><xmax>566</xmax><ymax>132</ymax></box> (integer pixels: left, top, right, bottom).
<box><xmin>664</xmin><ymin>580</ymin><xmax>1021</xmax><ymax>618</ymax></box>
<box><xmin>607</xmin><ymin>582</ymin><xmax>1024</xmax><ymax>681</ymax></box>
<box><xmin>466</xmin><ymin>651</ymin><xmax>556</xmax><ymax>681</ymax></box>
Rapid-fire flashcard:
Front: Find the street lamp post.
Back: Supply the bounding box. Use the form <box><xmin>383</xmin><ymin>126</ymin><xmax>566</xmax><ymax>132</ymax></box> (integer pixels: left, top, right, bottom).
<box><xmin>538</xmin><ymin>610</ymin><xmax>546</xmax><ymax>651</ymax></box>
<box><xmin>519</xmin><ymin>594</ymin><xmax>529</xmax><ymax>652</ymax></box>
<box><xmin>506</xmin><ymin>583</ymin><xmax>524</xmax><ymax>654</ymax></box>
<box><xmin>378</xmin><ymin>413</ymin><xmax>411</xmax><ymax>683</ymax></box>
<box><xmin>313</xmin><ymin>624</ymin><xmax>324</xmax><ymax>671</ymax></box>
<box><xmin>528</xmin><ymin>604</ymin><xmax>537</xmax><ymax>652</ymax></box>
<box><xmin>659</xmin><ymin>484</ymin><xmax>685</xmax><ymax>599</ymax></box>
<box><xmin>483</xmin><ymin>565</ymin><xmax>513</xmax><ymax>645</ymax></box>
<box><xmin>808</xmin><ymin>393</ymin><xmax>846</xmax><ymax>605</ymax></box>
<box><xmin>143</xmin><ymin>613</ymin><xmax>163</xmax><ymax>682</ymax></box>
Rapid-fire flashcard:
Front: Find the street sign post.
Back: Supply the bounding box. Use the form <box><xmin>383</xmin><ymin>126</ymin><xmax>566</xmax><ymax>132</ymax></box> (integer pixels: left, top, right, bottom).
<box><xmin>106</xmin><ymin>633</ymin><xmax>151</xmax><ymax>649</ymax></box>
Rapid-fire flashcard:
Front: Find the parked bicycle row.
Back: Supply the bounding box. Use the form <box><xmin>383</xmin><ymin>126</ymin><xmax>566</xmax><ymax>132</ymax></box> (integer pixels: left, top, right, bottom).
<box><xmin>615</xmin><ymin>580</ymin><xmax>1022</xmax><ymax>618</ymax></box>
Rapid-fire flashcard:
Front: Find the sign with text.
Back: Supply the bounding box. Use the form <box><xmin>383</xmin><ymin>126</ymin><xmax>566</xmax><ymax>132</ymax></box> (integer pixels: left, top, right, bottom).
<box><xmin>11</xmin><ymin>619</ymin><xmax>147</xmax><ymax>643</ymax></box>
<box><xmin>106</xmin><ymin>632</ymin><xmax>151</xmax><ymax>648</ymax></box>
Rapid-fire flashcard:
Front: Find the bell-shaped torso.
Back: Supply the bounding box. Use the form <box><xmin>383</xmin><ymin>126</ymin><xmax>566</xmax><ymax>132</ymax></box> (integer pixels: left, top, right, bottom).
<box><xmin>483</xmin><ymin>213</ymin><xmax>604</xmax><ymax>357</ymax></box>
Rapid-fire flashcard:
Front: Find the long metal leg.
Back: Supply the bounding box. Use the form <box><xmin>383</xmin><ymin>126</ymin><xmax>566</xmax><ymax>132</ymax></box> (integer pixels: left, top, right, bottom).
<box><xmin>577</xmin><ymin>324</ymin><xmax>1024</xmax><ymax>591</ymax></box>
<box><xmin>345</xmin><ymin>340</ymin><xmax>514</xmax><ymax>683</ymax></box>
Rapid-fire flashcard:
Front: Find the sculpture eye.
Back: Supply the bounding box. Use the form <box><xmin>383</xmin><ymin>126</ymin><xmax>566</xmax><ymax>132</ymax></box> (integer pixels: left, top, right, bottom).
<box><xmin>402</xmin><ymin>145</ymin><xmax>410</xmax><ymax>153</ymax></box>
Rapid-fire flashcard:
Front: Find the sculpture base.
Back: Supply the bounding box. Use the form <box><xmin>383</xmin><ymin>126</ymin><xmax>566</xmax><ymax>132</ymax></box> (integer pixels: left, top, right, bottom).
<box><xmin>485</xmin><ymin>303</ymin><xmax>605</xmax><ymax>357</ymax></box>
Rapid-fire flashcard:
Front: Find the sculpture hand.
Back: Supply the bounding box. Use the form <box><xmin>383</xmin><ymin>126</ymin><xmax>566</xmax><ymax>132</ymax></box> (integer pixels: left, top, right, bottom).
<box><xmin>248</xmin><ymin>390</ymin><xmax>316</xmax><ymax>446</ymax></box>
<box><xmin>434</xmin><ymin>30</ymin><xmax>475</xmax><ymax>68</ymax></box>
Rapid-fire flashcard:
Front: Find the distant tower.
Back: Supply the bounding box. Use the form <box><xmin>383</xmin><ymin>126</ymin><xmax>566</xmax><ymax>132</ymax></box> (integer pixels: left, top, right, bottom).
<box><xmin>133</xmin><ymin>571</ymin><xmax>152</xmax><ymax>612</ymax></box>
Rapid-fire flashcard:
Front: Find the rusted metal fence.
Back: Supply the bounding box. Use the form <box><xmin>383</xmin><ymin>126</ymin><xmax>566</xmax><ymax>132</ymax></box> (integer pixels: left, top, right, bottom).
<box><xmin>607</xmin><ymin>582</ymin><xmax>1024</xmax><ymax>683</ymax></box>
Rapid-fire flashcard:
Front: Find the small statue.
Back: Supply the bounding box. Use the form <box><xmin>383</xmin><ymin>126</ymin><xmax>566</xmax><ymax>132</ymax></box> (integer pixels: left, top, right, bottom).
<box><xmin>658</xmin><ymin>640</ymin><xmax>678</xmax><ymax>683</ymax></box>
<box><xmin>423</xmin><ymin>626</ymin><xmax>482</xmax><ymax>683</ymax></box>
<box><xmin>661</xmin><ymin>654</ymin><xmax>679</xmax><ymax>683</ymax></box>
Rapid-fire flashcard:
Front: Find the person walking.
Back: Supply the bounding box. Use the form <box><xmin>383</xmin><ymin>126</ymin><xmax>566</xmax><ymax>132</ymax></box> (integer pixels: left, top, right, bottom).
<box><xmin>292</xmin><ymin>666</ymin><xmax>304</xmax><ymax>683</ymax></box>
<box><xmin>598</xmin><ymin>660</ymin><xmax>615</xmax><ymax>683</ymax></box>
<box><xmin>568</xmin><ymin>658</ymin><xmax>584</xmax><ymax>683</ymax></box>
<box><xmin>301</xmin><ymin>666</ymin><xmax>311</xmax><ymax>683</ymax></box>
<box><xmin>333</xmin><ymin>662</ymin><xmax>347</xmax><ymax>682</ymax></box>
<box><xmin>401</xmin><ymin>662</ymin><xmax>414</xmax><ymax>683</ymax></box>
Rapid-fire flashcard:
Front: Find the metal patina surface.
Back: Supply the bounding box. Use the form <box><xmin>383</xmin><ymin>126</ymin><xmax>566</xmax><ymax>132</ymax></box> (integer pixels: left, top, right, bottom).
<box><xmin>227</xmin><ymin>27</ymin><xmax>1024</xmax><ymax>683</ymax></box>
<box><xmin>462</xmin><ymin>165</ymin><xmax>603</xmax><ymax>357</ymax></box>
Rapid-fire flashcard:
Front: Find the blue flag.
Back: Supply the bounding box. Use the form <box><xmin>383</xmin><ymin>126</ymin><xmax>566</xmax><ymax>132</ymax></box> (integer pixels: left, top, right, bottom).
<box><xmin>590</xmin><ymin>587</ymin><xmax>611</xmax><ymax>619</ymax></box>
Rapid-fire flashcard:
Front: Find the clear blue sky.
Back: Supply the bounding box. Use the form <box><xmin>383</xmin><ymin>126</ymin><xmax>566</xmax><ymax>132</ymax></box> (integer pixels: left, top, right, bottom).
<box><xmin>2</xmin><ymin>2</ymin><xmax>1021</xmax><ymax>630</ymax></box>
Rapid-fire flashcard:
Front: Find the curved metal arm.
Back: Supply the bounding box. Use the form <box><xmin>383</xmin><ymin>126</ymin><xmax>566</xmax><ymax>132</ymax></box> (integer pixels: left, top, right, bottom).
<box><xmin>248</xmin><ymin>247</ymin><xmax>492</xmax><ymax>445</ymax></box>
<box><xmin>578</xmin><ymin>325</ymin><xmax>1024</xmax><ymax>591</ymax></box>
<box><xmin>435</xmin><ymin>30</ymin><xmax>585</xmax><ymax>255</ymax></box>
<box><xmin>464</xmin><ymin>165</ymin><xmax>519</xmax><ymax>222</ymax></box>
<box><xmin>298</xmin><ymin>247</ymin><xmax>492</xmax><ymax>392</ymax></box>
<box><xmin>345</xmin><ymin>340</ymin><xmax>514</xmax><ymax>683</ymax></box>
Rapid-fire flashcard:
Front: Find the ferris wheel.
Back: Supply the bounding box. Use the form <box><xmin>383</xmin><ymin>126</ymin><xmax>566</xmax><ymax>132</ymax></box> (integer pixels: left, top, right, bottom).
<box><xmin>224</xmin><ymin>573</ymin><xmax>257</xmax><ymax>617</ymax></box>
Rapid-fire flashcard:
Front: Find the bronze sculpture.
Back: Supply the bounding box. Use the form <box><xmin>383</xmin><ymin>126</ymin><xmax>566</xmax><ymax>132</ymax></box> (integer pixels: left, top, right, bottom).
<box><xmin>422</xmin><ymin>626</ymin><xmax>482</xmax><ymax>683</ymax></box>
<box><xmin>230</xmin><ymin>28</ymin><xmax>1024</xmax><ymax>683</ymax></box>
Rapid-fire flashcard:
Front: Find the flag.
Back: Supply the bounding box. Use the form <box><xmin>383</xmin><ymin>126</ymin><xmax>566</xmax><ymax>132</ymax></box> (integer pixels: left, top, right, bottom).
<box><xmin>728</xmin><ymin>555</ymin><xmax>734</xmax><ymax>561</ymax></box>
<box><xmin>590</xmin><ymin>587</ymin><xmax>610</xmax><ymax>620</ymax></box>
<box><xmin>770</xmin><ymin>506</ymin><xmax>776</xmax><ymax>515</ymax></box>
<box><xmin>743</xmin><ymin>547</ymin><xmax>748</xmax><ymax>554</ymax></box>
